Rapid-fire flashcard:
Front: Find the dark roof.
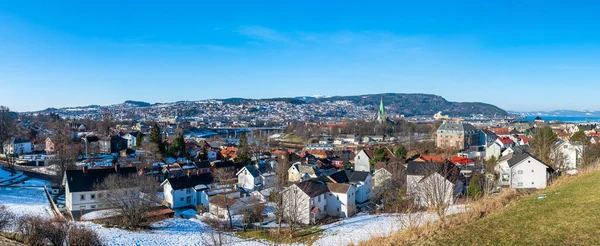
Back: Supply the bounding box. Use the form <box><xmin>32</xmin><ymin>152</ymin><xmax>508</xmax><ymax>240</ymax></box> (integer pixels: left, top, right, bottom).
<box><xmin>295</xmin><ymin>179</ymin><xmax>329</xmax><ymax>197</ymax></box>
<box><xmin>406</xmin><ymin>161</ymin><xmax>453</xmax><ymax>176</ymax></box>
<box><xmin>506</xmin><ymin>152</ymin><xmax>552</xmax><ymax>172</ymax></box>
<box><xmin>242</xmin><ymin>165</ymin><xmax>260</xmax><ymax>177</ymax></box>
<box><xmin>327</xmin><ymin>169</ymin><xmax>370</xmax><ymax>183</ymax></box>
<box><xmin>196</xmin><ymin>160</ymin><xmax>212</xmax><ymax>169</ymax></box>
<box><xmin>165</xmin><ymin>173</ymin><xmax>213</xmax><ymax>190</ymax></box>
<box><xmin>65</xmin><ymin>166</ymin><xmax>138</xmax><ymax>192</ymax></box>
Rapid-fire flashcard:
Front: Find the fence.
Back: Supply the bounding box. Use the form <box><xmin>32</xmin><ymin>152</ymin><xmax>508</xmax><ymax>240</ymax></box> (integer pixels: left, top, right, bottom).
<box><xmin>43</xmin><ymin>185</ymin><xmax>66</xmax><ymax>220</ymax></box>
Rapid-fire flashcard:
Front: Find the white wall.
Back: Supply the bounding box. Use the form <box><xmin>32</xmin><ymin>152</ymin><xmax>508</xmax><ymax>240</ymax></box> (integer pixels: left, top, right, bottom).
<box><xmin>355</xmin><ymin>175</ymin><xmax>372</xmax><ymax>204</ymax></box>
<box><xmin>354</xmin><ymin>151</ymin><xmax>371</xmax><ymax>172</ymax></box>
<box><xmin>237</xmin><ymin>169</ymin><xmax>258</xmax><ymax>191</ymax></box>
<box><xmin>510</xmin><ymin>157</ymin><xmax>549</xmax><ymax>189</ymax></box>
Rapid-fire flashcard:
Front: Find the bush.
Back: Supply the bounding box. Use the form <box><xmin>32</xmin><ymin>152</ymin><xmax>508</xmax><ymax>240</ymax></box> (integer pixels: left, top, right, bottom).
<box><xmin>42</xmin><ymin>218</ymin><xmax>70</xmax><ymax>246</ymax></box>
<box><xmin>17</xmin><ymin>215</ymin><xmax>47</xmax><ymax>245</ymax></box>
<box><xmin>15</xmin><ymin>215</ymin><xmax>102</xmax><ymax>246</ymax></box>
<box><xmin>0</xmin><ymin>205</ymin><xmax>15</xmax><ymax>231</ymax></box>
<box><xmin>68</xmin><ymin>225</ymin><xmax>102</xmax><ymax>246</ymax></box>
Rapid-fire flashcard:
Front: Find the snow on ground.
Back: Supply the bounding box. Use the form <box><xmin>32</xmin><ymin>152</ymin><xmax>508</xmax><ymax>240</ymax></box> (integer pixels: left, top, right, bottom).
<box><xmin>82</xmin><ymin>218</ymin><xmax>268</xmax><ymax>246</ymax></box>
<box><xmin>81</xmin><ymin>209</ymin><xmax>120</xmax><ymax>221</ymax></box>
<box><xmin>0</xmin><ymin>186</ymin><xmax>52</xmax><ymax>220</ymax></box>
<box><xmin>0</xmin><ymin>168</ymin><xmax>23</xmax><ymax>183</ymax></box>
<box><xmin>313</xmin><ymin>205</ymin><xmax>467</xmax><ymax>246</ymax></box>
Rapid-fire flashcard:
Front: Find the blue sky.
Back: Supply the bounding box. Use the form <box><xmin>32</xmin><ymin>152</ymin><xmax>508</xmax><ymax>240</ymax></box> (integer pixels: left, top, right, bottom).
<box><xmin>1</xmin><ymin>1</ymin><xmax>600</xmax><ymax>112</ymax></box>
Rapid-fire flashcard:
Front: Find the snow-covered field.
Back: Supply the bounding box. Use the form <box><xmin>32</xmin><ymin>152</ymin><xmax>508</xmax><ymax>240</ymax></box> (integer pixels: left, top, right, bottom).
<box><xmin>0</xmin><ymin>175</ymin><xmax>469</xmax><ymax>246</ymax></box>
<box><xmin>83</xmin><ymin>218</ymin><xmax>267</xmax><ymax>246</ymax></box>
<box><xmin>314</xmin><ymin>205</ymin><xmax>467</xmax><ymax>246</ymax></box>
<box><xmin>0</xmin><ymin>186</ymin><xmax>52</xmax><ymax>220</ymax></box>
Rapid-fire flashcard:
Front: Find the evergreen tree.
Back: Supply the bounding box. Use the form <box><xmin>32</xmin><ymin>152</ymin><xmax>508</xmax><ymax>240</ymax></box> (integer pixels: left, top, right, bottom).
<box><xmin>135</xmin><ymin>132</ymin><xmax>144</xmax><ymax>148</ymax></box>
<box><xmin>171</xmin><ymin>134</ymin><xmax>186</xmax><ymax>157</ymax></box>
<box><xmin>237</xmin><ymin>132</ymin><xmax>252</xmax><ymax>163</ymax></box>
<box><xmin>369</xmin><ymin>148</ymin><xmax>390</xmax><ymax>168</ymax></box>
<box><xmin>532</xmin><ymin>126</ymin><xmax>558</xmax><ymax>164</ymax></box>
<box><xmin>394</xmin><ymin>145</ymin><xmax>408</xmax><ymax>160</ymax></box>
<box><xmin>467</xmin><ymin>174</ymin><xmax>482</xmax><ymax>198</ymax></box>
<box><xmin>149</xmin><ymin>123</ymin><xmax>164</xmax><ymax>155</ymax></box>
<box><xmin>570</xmin><ymin>130</ymin><xmax>589</xmax><ymax>145</ymax></box>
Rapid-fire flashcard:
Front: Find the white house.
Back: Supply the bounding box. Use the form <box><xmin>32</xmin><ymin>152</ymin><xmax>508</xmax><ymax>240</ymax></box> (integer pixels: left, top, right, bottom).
<box><xmin>236</xmin><ymin>164</ymin><xmax>277</xmax><ymax>192</ymax></box>
<box><xmin>373</xmin><ymin>166</ymin><xmax>393</xmax><ymax>190</ymax></box>
<box><xmin>3</xmin><ymin>138</ymin><xmax>32</xmax><ymax>155</ymax></box>
<box><xmin>325</xmin><ymin>169</ymin><xmax>372</xmax><ymax>204</ymax></box>
<box><xmin>282</xmin><ymin>179</ymin><xmax>357</xmax><ymax>225</ymax></box>
<box><xmin>496</xmin><ymin>153</ymin><xmax>554</xmax><ymax>189</ymax></box>
<box><xmin>209</xmin><ymin>194</ymin><xmax>245</xmax><ymax>220</ymax></box>
<box><xmin>62</xmin><ymin>165</ymin><xmax>138</xmax><ymax>219</ymax></box>
<box><xmin>161</xmin><ymin>173</ymin><xmax>213</xmax><ymax>209</ymax></box>
<box><xmin>406</xmin><ymin>161</ymin><xmax>464</xmax><ymax>208</ymax></box>
<box><xmin>288</xmin><ymin>163</ymin><xmax>318</xmax><ymax>182</ymax></box>
<box><xmin>353</xmin><ymin>150</ymin><xmax>372</xmax><ymax>172</ymax></box>
<box><xmin>325</xmin><ymin>183</ymin><xmax>356</xmax><ymax>218</ymax></box>
<box><xmin>121</xmin><ymin>132</ymin><xmax>140</xmax><ymax>149</ymax></box>
<box><xmin>553</xmin><ymin>140</ymin><xmax>583</xmax><ymax>170</ymax></box>
<box><xmin>485</xmin><ymin>143</ymin><xmax>502</xmax><ymax>161</ymax></box>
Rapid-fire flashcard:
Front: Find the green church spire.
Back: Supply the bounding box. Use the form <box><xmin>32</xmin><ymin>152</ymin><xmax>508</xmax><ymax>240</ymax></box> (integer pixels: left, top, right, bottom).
<box><xmin>379</xmin><ymin>96</ymin><xmax>385</xmax><ymax>115</ymax></box>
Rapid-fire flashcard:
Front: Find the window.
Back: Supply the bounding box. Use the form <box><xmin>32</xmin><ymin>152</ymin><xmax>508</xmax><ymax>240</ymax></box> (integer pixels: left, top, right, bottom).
<box><xmin>180</xmin><ymin>197</ymin><xmax>184</xmax><ymax>202</ymax></box>
<box><xmin>186</xmin><ymin>188</ymin><xmax>191</xmax><ymax>194</ymax></box>
<box><xmin>91</xmin><ymin>194</ymin><xmax>96</xmax><ymax>200</ymax></box>
<box><xmin>91</xmin><ymin>205</ymin><xmax>96</xmax><ymax>209</ymax></box>
<box><xmin>329</xmin><ymin>194</ymin><xmax>332</xmax><ymax>197</ymax></box>
<box><xmin>517</xmin><ymin>182</ymin><xmax>523</xmax><ymax>187</ymax></box>
<box><xmin>532</xmin><ymin>182</ymin><xmax>535</xmax><ymax>185</ymax></box>
<box><xmin>337</xmin><ymin>208</ymin><xmax>340</xmax><ymax>212</ymax></box>
<box><xmin>318</xmin><ymin>195</ymin><xmax>321</xmax><ymax>202</ymax></box>
<box><xmin>532</xmin><ymin>170</ymin><xmax>534</xmax><ymax>172</ymax></box>
<box><xmin>517</xmin><ymin>170</ymin><xmax>523</xmax><ymax>174</ymax></box>
<box><xmin>186</xmin><ymin>196</ymin><xmax>192</xmax><ymax>204</ymax></box>
<box><xmin>80</xmin><ymin>195</ymin><xmax>85</xmax><ymax>200</ymax></box>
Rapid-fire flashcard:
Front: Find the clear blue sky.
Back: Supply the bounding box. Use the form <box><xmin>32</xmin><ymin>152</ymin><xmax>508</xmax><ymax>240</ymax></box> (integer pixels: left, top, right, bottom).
<box><xmin>1</xmin><ymin>1</ymin><xmax>600</xmax><ymax>112</ymax></box>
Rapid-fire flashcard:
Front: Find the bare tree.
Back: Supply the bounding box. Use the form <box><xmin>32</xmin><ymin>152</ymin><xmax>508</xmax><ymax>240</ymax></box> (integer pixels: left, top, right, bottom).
<box><xmin>212</xmin><ymin>169</ymin><xmax>236</xmax><ymax>229</ymax></box>
<box><xmin>372</xmin><ymin>159</ymin><xmax>407</xmax><ymax>213</ymax></box>
<box><xmin>94</xmin><ymin>173</ymin><xmax>158</xmax><ymax>228</ymax></box>
<box><xmin>0</xmin><ymin>205</ymin><xmax>14</xmax><ymax>231</ymax></box>
<box><xmin>281</xmin><ymin>184</ymin><xmax>311</xmax><ymax>237</ymax></box>
<box><xmin>48</xmin><ymin>130</ymin><xmax>78</xmax><ymax>183</ymax></box>
<box><xmin>411</xmin><ymin>163</ymin><xmax>460</xmax><ymax>225</ymax></box>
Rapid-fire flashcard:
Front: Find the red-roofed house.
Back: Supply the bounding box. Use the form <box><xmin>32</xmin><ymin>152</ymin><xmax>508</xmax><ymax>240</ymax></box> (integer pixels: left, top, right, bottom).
<box><xmin>450</xmin><ymin>156</ymin><xmax>475</xmax><ymax>166</ymax></box>
<box><xmin>495</xmin><ymin>136</ymin><xmax>515</xmax><ymax>148</ymax></box>
<box><xmin>416</xmin><ymin>155</ymin><xmax>445</xmax><ymax>163</ymax></box>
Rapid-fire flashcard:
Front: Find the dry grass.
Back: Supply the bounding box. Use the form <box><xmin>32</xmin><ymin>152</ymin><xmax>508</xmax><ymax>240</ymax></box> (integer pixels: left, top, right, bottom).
<box><xmin>363</xmin><ymin>166</ymin><xmax>600</xmax><ymax>246</ymax></box>
<box><xmin>237</xmin><ymin>226</ymin><xmax>323</xmax><ymax>245</ymax></box>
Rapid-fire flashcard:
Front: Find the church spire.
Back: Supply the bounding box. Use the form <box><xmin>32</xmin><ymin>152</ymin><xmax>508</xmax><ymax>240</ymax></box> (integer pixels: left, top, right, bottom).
<box><xmin>379</xmin><ymin>96</ymin><xmax>385</xmax><ymax>115</ymax></box>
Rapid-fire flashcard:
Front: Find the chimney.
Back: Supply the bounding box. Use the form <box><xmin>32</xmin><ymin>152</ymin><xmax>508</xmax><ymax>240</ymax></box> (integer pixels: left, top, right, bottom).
<box><xmin>83</xmin><ymin>166</ymin><xmax>88</xmax><ymax>174</ymax></box>
<box><xmin>114</xmin><ymin>163</ymin><xmax>121</xmax><ymax>173</ymax></box>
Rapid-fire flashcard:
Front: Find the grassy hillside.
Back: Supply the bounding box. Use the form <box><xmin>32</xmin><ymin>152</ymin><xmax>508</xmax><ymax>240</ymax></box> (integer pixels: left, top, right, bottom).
<box><xmin>430</xmin><ymin>171</ymin><xmax>600</xmax><ymax>245</ymax></box>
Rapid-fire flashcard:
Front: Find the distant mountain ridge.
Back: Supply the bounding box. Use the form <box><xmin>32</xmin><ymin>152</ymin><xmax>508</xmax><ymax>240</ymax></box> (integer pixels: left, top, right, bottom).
<box><xmin>25</xmin><ymin>93</ymin><xmax>508</xmax><ymax>117</ymax></box>
<box><xmin>509</xmin><ymin>110</ymin><xmax>600</xmax><ymax>117</ymax></box>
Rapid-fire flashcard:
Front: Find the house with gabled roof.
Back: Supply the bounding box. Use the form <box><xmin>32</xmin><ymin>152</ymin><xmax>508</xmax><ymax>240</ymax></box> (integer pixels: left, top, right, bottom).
<box><xmin>496</xmin><ymin>152</ymin><xmax>555</xmax><ymax>189</ymax></box>
<box><xmin>405</xmin><ymin>161</ymin><xmax>464</xmax><ymax>207</ymax></box>
<box><xmin>236</xmin><ymin>164</ymin><xmax>277</xmax><ymax>192</ymax></box>
<box><xmin>282</xmin><ymin>178</ymin><xmax>357</xmax><ymax>225</ymax></box>
<box><xmin>63</xmin><ymin>165</ymin><xmax>138</xmax><ymax>219</ymax></box>
<box><xmin>161</xmin><ymin>173</ymin><xmax>213</xmax><ymax>209</ymax></box>
<box><xmin>288</xmin><ymin>162</ymin><xmax>319</xmax><ymax>182</ymax></box>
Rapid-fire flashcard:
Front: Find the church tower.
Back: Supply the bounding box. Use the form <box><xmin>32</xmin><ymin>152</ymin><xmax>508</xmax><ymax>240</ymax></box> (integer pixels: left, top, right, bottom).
<box><xmin>376</xmin><ymin>96</ymin><xmax>387</xmax><ymax>123</ymax></box>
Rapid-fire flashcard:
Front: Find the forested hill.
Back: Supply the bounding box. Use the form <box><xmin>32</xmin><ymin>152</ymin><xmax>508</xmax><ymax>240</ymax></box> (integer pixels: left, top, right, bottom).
<box><xmin>312</xmin><ymin>93</ymin><xmax>508</xmax><ymax>117</ymax></box>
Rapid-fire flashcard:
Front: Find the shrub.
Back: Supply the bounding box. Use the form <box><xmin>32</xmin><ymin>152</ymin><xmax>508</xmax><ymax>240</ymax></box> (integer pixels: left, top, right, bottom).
<box><xmin>0</xmin><ymin>205</ymin><xmax>15</xmax><ymax>231</ymax></box>
<box><xmin>17</xmin><ymin>215</ymin><xmax>47</xmax><ymax>245</ymax></box>
<box><xmin>68</xmin><ymin>225</ymin><xmax>102</xmax><ymax>246</ymax></box>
